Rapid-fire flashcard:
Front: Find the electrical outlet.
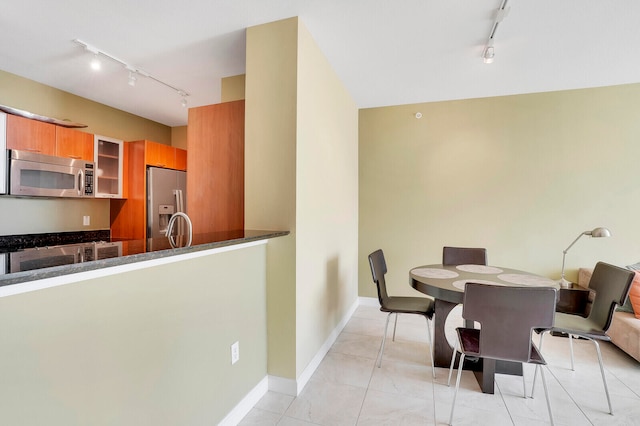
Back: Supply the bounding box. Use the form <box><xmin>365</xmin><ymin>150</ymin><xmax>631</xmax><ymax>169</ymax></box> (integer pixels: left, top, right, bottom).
<box><xmin>231</xmin><ymin>341</ymin><xmax>240</xmax><ymax>365</ymax></box>
<box><xmin>83</xmin><ymin>216</ymin><xmax>90</xmax><ymax>226</ymax></box>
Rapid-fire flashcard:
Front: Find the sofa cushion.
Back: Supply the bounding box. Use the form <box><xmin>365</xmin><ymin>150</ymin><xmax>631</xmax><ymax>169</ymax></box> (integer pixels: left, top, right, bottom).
<box><xmin>608</xmin><ymin>311</ymin><xmax>640</xmax><ymax>362</ymax></box>
<box><xmin>628</xmin><ymin>272</ymin><xmax>640</xmax><ymax>319</ymax></box>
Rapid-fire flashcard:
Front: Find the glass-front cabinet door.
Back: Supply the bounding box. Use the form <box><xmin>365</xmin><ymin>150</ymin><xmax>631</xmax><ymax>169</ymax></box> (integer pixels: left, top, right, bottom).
<box><xmin>94</xmin><ymin>135</ymin><xmax>123</xmax><ymax>198</ymax></box>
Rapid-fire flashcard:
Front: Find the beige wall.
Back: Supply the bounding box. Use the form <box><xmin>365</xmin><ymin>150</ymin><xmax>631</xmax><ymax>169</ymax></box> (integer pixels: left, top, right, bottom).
<box><xmin>0</xmin><ymin>244</ymin><xmax>268</xmax><ymax>425</ymax></box>
<box><xmin>245</xmin><ymin>17</ymin><xmax>359</xmax><ymax>382</ymax></box>
<box><xmin>171</xmin><ymin>126</ymin><xmax>187</xmax><ymax>149</ymax></box>
<box><xmin>0</xmin><ymin>69</ymin><xmax>172</xmax><ymax>143</ymax></box>
<box><xmin>222</xmin><ymin>75</ymin><xmax>246</xmax><ymax>102</ymax></box>
<box><xmin>0</xmin><ymin>197</ymin><xmax>110</xmax><ymax>235</ymax></box>
<box><xmin>246</xmin><ymin>17</ymin><xmax>299</xmax><ymax>380</ymax></box>
<box><xmin>295</xmin><ymin>21</ymin><xmax>359</xmax><ymax>376</ymax></box>
<box><xmin>359</xmin><ymin>83</ymin><xmax>640</xmax><ymax>298</ymax></box>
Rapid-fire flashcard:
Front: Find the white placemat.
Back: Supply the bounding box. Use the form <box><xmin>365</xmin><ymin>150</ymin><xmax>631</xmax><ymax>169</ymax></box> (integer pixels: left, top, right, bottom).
<box><xmin>452</xmin><ymin>279</ymin><xmax>505</xmax><ymax>290</ymax></box>
<box><xmin>411</xmin><ymin>268</ymin><xmax>459</xmax><ymax>279</ymax></box>
<box><xmin>455</xmin><ymin>264</ymin><xmax>504</xmax><ymax>274</ymax></box>
<box><xmin>497</xmin><ymin>273</ymin><xmax>556</xmax><ymax>287</ymax></box>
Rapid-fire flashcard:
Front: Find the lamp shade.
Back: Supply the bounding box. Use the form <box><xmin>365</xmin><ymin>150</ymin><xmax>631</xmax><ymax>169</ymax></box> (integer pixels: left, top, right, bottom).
<box><xmin>588</xmin><ymin>227</ymin><xmax>611</xmax><ymax>238</ymax></box>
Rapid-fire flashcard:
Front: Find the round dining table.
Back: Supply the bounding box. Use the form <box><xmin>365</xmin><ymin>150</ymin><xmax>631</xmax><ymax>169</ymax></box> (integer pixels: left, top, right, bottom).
<box><xmin>410</xmin><ymin>263</ymin><xmax>559</xmax><ymax>393</ymax></box>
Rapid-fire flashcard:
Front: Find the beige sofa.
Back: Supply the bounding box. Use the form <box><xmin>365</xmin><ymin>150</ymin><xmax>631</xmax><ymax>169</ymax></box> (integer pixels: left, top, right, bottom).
<box><xmin>578</xmin><ymin>268</ymin><xmax>640</xmax><ymax>362</ymax></box>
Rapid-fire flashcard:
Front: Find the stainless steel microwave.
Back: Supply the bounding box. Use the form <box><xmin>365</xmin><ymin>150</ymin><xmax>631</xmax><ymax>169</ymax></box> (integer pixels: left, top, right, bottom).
<box><xmin>9</xmin><ymin>150</ymin><xmax>95</xmax><ymax>198</ymax></box>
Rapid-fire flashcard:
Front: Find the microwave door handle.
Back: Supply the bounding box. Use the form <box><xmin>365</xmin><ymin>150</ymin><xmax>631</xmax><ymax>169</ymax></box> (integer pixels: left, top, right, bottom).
<box><xmin>78</xmin><ymin>170</ymin><xmax>84</xmax><ymax>196</ymax></box>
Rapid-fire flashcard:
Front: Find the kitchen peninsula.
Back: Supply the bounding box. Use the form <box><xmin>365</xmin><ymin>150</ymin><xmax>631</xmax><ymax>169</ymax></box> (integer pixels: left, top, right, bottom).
<box><xmin>0</xmin><ymin>229</ymin><xmax>288</xmax><ymax>289</ymax></box>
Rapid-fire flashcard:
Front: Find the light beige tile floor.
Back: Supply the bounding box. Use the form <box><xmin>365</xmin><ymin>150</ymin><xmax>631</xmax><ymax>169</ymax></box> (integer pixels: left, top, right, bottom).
<box><xmin>239</xmin><ymin>305</ymin><xmax>640</xmax><ymax>425</ymax></box>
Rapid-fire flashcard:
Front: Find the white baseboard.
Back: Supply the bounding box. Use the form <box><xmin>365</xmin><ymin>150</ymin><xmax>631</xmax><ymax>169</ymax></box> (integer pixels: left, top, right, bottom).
<box><xmin>220</xmin><ymin>297</ymin><xmax>363</xmax><ymax>424</ymax></box>
<box><xmin>292</xmin><ymin>297</ymin><xmax>360</xmax><ymax>395</ymax></box>
<box><xmin>358</xmin><ymin>296</ymin><xmax>379</xmax><ymax>307</ymax></box>
<box><xmin>267</xmin><ymin>375</ymin><xmax>298</xmax><ymax>396</ymax></box>
<box><xmin>218</xmin><ymin>376</ymin><xmax>269</xmax><ymax>426</ymax></box>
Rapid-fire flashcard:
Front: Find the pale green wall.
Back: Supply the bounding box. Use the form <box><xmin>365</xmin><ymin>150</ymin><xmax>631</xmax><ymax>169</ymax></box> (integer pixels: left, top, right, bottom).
<box><xmin>359</xmin><ymin>84</ymin><xmax>640</xmax><ymax>298</ymax></box>
<box><xmin>0</xmin><ymin>244</ymin><xmax>268</xmax><ymax>425</ymax></box>
<box><xmin>245</xmin><ymin>17</ymin><xmax>359</xmax><ymax>381</ymax></box>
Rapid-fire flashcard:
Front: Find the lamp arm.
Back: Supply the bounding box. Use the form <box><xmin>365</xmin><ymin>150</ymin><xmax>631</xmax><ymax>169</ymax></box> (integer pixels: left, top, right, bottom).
<box><xmin>560</xmin><ymin>232</ymin><xmax>587</xmax><ymax>281</ymax></box>
<box><xmin>563</xmin><ymin>232</ymin><xmax>587</xmax><ymax>255</ymax></box>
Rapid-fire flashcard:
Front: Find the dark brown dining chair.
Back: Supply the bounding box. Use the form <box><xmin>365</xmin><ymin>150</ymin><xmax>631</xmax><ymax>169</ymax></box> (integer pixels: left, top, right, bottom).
<box><xmin>449</xmin><ymin>283</ymin><xmax>557</xmax><ymax>425</ymax></box>
<box><xmin>442</xmin><ymin>246</ymin><xmax>488</xmax><ymax>266</ymax></box>
<box><xmin>368</xmin><ymin>249</ymin><xmax>435</xmax><ymax>377</ymax></box>
<box><xmin>531</xmin><ymin>261</ymin><xmax>635</xmax><ymax>415</ymax></box>
<box><xmin>443</xmin><ymin>246</ymin><xmax>488</xmax><ymax>385</ymax></box>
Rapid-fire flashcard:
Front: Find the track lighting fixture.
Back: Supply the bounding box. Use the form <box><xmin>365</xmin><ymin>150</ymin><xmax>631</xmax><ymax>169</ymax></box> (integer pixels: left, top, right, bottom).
<box><xmin>481</xmin><ymin>0</ymin><xmax>510</xmax><ymax>64</ymax></box>
<box><xmin>73</xmin><ymin>39</ymin><xmax>189</xmax><ymax>107</ymax></box>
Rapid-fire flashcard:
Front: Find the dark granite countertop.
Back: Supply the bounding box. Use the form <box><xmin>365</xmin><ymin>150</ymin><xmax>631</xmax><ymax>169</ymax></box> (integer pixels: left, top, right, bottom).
<box><xmin>0</xmin><ymin>229</ymin><xmax>289</xmax><ymax>287</ymax></box>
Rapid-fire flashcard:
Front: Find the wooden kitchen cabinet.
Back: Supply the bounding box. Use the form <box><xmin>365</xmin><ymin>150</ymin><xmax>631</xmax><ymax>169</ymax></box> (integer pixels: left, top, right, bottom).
<box><xmin>55</xmin><ymin>127</ymin><xmax>94</xmax><ymax>161</ymax></box>
<box><xmin>146</xmin><ymin>140</ymin><xmax>176</xmax><ymax>169</ymax></box>
<box><xmin>143</xmin><ymin>140</ymin><xmax>187</xmax><ymax>171</ymax></box>
<box><xmin>6</xmin><ymin>114</ymin><xmax>56</xmax><ymax>155</ymax></box>
<box><xmin>187</xmin><ymin>100</ymin><xmax>244</xmax><ymax>234</ymax></box>
<box><xmin>94</xmin><ymin>135</ymin><xmax>124</xmax><ymax>198</ymax></box>
<box><xmin>110</xmin><ymin>141</ymin><xmax>145</xmax><ymax>241</ymax></box>
<box><xmin>7</xmin><ymin>114</ymin><xmax>94</xmax><ymax>161</ymax></box>
<box><xmin>175</xmin><ymin>147</ymin><xmax>187</xmax><ymax>171</ymax></box>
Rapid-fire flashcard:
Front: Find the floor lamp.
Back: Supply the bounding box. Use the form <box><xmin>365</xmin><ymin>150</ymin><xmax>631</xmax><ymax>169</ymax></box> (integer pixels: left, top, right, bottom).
<box><xmin>560</xmin><ymin>227</ymin><xmax>611</xmax><ymax>288</ymax></box>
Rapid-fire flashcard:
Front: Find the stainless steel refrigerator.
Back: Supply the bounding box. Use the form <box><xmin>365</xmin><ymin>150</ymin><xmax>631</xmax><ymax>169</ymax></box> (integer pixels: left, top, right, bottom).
<box><xmin>147</xmin><ymin>166</ymin><xmax>187</xmax><ymax>239</ymax></box>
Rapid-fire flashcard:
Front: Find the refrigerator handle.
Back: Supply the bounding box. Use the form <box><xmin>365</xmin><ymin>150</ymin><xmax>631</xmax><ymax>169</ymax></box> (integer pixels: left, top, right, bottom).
<box><xmin>174</xmin><ymin>189</ymin><xmax>185</xmax><ymax>236</ymax></box>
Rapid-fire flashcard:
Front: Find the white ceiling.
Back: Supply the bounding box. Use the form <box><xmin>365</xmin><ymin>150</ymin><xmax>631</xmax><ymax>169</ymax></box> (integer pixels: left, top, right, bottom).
<box><xmin>2</xmin><ymin>1</ymin><xmax>639</xmax><ymax>127</ymax></box>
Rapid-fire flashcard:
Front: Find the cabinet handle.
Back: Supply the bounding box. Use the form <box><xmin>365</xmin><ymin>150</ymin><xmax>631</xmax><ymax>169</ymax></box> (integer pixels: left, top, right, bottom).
<box><xmin>68</xmin><ymin>155</ymin><xmax>81</xmax><ymax>159</ymax></box>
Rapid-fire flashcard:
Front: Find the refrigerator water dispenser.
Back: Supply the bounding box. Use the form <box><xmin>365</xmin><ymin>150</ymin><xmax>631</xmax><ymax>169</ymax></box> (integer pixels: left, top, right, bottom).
<box><xmin>158</xmin><ymin>204</ymin><xmax>175</xmax><ymax>235</ymax></box>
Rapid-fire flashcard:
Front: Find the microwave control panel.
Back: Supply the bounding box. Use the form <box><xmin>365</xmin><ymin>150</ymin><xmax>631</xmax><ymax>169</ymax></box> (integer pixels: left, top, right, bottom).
<box><xmin>84</xmin><ymin>163</ymin><xmax>94</xmax><ymax>196</ymax></box>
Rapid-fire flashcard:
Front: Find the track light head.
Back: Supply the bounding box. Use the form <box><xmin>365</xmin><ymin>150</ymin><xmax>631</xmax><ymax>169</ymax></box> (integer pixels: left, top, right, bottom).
<box><xmin>90</xmin><ymin>54</ymin><xmax>101</xmax><ymax>70</ymax></box>
<box><xmin>128</xmin><ymin>71</ymin><xmax>137</xmax><ymax>87</ymax></box>
<box><xmin>483</xmin><ymin>46</ymin><xmax>495</xmax><ymax>64</ymax></box>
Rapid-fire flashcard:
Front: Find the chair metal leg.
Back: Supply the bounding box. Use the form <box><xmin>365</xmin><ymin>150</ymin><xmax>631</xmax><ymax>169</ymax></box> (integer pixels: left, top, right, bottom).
<box><xmin>448</xmin><ymin>353</ymin><xmax>465</xmax><ymax>425</ymax></box>
<box><xmin>377</xmin><ymin>312</ymin><xmax>393</xmax><ymax>368</ymax></box>
<box><xmin>540</xmin><ymin>366</ymin><xmax>555</xmax><ymax>425</ymax></box>
<box><xmin>447</xmin><ymin>338</ymin><xmax>458</xmax><ymax>386</ymax></box>
<box><xmin>522</xmin><ymin>370</ymin><xmax>527</xmax><ymax>399</ymax></box>
<box><xmin>568</xmin><ymin>334</ymin><xmax>575</xmax><ymax>371</ymax></box>
<box><xmin>425</xmin><ymin>316</ymin><xmax>436</xmax><ymax>378</ymax></box>
<box><xmin>530</xmin><ymin>331</ymin><xmax>546</xmax><ymax>397</ymax></box>
<box><xmin>590</xmin><ymin>338</ymin><xmax>613</xmax><ymax>414</ymax></box>
<box><xmin>392</xmin><ymin>313</ymin><xmax>398</xmax><ymax>341</ymax></box>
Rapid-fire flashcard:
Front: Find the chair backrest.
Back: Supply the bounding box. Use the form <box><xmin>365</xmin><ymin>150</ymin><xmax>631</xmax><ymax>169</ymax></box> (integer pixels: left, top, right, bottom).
<box><xmin>462</xmin><ymin>283</ymin><xmax>557</xmax><ymax>363</ymax></box>
<box><xmin>368</xmin><ymin>249</ymin><xmax>389</xmax><ymax>306</ymax></box>
<box><xmin>586</xmin><ymin>261</ymin><xmax>635</xmax><ymax>332</ymax></box>
<box><xmin>442</xmin><ymin>246</ymin><xmax>488</xmax><ymax>266</ymax></box>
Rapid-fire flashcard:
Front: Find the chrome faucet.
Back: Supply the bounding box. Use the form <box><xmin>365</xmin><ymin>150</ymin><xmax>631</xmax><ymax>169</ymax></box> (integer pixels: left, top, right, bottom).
<box><xmin>166</xmin><ymin>211</ymin><xmax>193</xmax><ymax>248</ymax></box>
